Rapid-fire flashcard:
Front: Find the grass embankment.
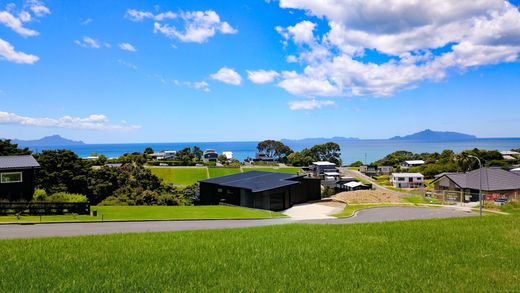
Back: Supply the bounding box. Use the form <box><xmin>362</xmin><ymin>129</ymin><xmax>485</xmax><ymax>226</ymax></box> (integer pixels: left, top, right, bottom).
<box><xmin>1</xmin><ymin>215</ymin><xmax>519</xmax><ymax>291</ymax></box>
<box><xmin>0</xmin><ymin>206</ymin><xmax>285</xmax><ymax>223</ymax></box>
<box><xmin>208</xmin><ymin>167</ymin><xmax>242</xmax><ymax>177</ymax></box>
<box><xmin>333</xmin><ymin>204</ymin><xmax>406</xmax><ymax>217</ymax></box>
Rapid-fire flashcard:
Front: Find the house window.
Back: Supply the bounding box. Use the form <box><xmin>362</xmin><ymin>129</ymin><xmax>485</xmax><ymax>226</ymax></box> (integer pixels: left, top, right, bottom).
<box><xmin>398</xmin><ymin>177</ymin><xmax>405</xmax><ymax>181</ymax></box>
<box><xmin>1</xmin><ymin>172</ymin><xmax>23</xmax><ymax>183</ymax></box>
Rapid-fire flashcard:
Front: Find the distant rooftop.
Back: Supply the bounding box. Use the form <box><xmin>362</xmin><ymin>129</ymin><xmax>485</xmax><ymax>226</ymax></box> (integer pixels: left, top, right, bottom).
<box><xmin>404</xmin><ymin>160</ymin><xmax>425</xmax><ymax>164</ymax></box>
<box><xmin>434</xmin><ymin>168</ymin><xmax>520</xmax><ymax>191</ymax></box>
<box><xmin>0</xmin><ymin>155</ymin><xmax>40</xmax><ymax>169</ymax></box>
<box><xmin>313</xmin><ymin>161</ymin><xmax>336</xmax><ymax>166</ymax></box>
<box><xmin>392</xmin><ymin>173</ymin><xmax>424</xmax><ymax>177</ymax></box>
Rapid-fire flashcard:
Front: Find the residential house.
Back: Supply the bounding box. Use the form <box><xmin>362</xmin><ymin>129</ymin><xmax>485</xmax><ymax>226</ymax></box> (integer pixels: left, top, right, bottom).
<box><xmin>359</xmin><ymin>165</ymin><xmax>378</xmax><ymax>176</ymax></box>
<box><xmin>500</xmin><ymin>151</ymin><xmax>519</xmax><ymax>161</ymax></box>
<box><xmin>390</xmin><ymin>173</ymin><xmax>424</xmax><ymax>188</ymax></box>
<box><xmin>335</xmin><ymin>177</ymin><xmax>372</xmax><ymax>192</ymax></box>
<box><xmin>377</xmin><ymin>166</ymin><xmax>393</xmax><ymax>175</ymax></box>
<box><xmin>311</xmin><ymin>161</ymin><xmax>339</xmax><ymax>178</ymax></box>
<box><xmin>253</xmin><ymin>152</ymin><xmax>274</xmax><ymax>162</ymax></box>
<box><xmin>0</xmin><ymin>155</ymin><xmax>40</xmax><ymax>201</ymax></box>
<box><xmin>199</xmin><ymin>171</ymin><xmax>321</xmax><ymax>211</ymax></box>
<box><xmin>431</xmin><ymin>168</ymin><xmax>520</xmax><ymax>201</ymax></box>
<box><xmin>150</xmin><ymin>150</ymin><xmax>177</xmax><ymax>160</ymax></box>
<box><xmin>203</xmin><ymin>149</ymin><xmax>219</xmax><ymax>163</ymax></box>
<box><xmin>222</xmin><ymin>151</ymin><xmax>233</xmax><ymax>160</ymax></box>
<box><xmin>400</xmin><ymin>160</ymin><xmax>425</xmax><ymax>169</ymax></box>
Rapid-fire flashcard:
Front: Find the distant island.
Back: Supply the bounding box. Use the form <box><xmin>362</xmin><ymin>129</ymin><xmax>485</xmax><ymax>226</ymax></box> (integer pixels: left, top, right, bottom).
<box><xmin>281</xmin><ymin>136</ymin><xmax>360</xmax><ymax>144</ymax></box>
<box><xmin>390</xmin><ymin>129</ymin><xmax>477</xmax><ymax>141</ymax></box>
<box><xmin>10</xmin><ymin>135</ymin><xmax>85</xmax><ymax>147</ymax></box>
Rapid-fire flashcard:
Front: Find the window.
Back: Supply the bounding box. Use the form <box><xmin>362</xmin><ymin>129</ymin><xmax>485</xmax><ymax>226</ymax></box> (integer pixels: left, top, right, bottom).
<box><xmin>1</xmin><ymin>172</ymin><xmax>23</xmax><ymax>183</ymax></box>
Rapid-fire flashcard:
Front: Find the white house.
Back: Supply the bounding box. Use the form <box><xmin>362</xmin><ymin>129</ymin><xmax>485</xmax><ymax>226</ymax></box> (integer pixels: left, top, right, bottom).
<box><xmin>501</xmin><ymin>151</ymin><xmax>519</xmax><ymax>160</ymax></box>
<box><xmin>400</xmin><ymin>160</ymin><xmax>425</xmax><ymax>169</ymax></box>
<box><xmin>390</xmin><ymin>173</ymin><xmax>424</xmax><ymax>188</ymax></box>
<box><xmin>222</xmin><ymin>151</ymin><xmax>233</xmax><ymax>160</ymax></box>
<box><xmin>312</xmin><ymin>161</ymin><xmax>338</xmax><ymax>177</ymax></box>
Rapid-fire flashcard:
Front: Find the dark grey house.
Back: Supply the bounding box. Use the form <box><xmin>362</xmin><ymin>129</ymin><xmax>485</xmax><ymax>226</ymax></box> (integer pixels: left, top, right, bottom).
<box><xmin>432</xmin><ymin>168</ymin><xmax>520</xmax><ymax>201</ymax></box>
<box><xmin>0</xmin><ymin>155</ymin><xmax>40</xmax><ymax>201</ymax></box>
<box><xmin>199</xmin><ymin>171</ymin><xmax>321</xmax><ymax>211</ymax></box>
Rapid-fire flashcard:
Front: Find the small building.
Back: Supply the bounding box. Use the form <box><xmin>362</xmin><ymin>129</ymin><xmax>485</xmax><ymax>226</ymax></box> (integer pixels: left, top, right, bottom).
<box><xmin>390</xmin><ymin>173</ymin><xmax>424</xmax><ymax>188</ymax></box>
<box><xmin>377</xmin><ymin>166</ymin><xmax>393</xmax><ymax>175</ymax></box>
<box><xmin>400</xmin><ymin>160</ymin><xmax>425</xmax><ymax>169</ymax></box>
<box><xmin>150</xmin><ymin>150</ymin><xmax>177</xmax><ymax>160</ymax></box>
<box><xmin>253</xmin><ymin>152</ymin><xmax>274</xmax><ymax>162</ymax></box>
<box><xmin>501</xmin><ymin>151</ymin><xmax>519</xmax><ymax>161</ymax></box>
<box><xmin>335</xmin><ymin>178</ymin><xmax>372</xmax><ymax>192</ymax></box>
<box><xmin>222</xmin><ymin>151</ymin><xmax>233</xmax><ymax>160</ymax></box>
<box><xmin>431</xmin><ymin>168</ymin><xmax>520</xmax><ymax>201</ymax></box>
<box><xmin>198</xmin><ymin>171</ymin><xmax>321</xmax><ymax>211</ymax></box>
<box><xmin>311</xmin><ymin>161</ymin><xmax>337</xmax><ymax>177</ymax></box>
<box><xmin>203</xmin><ymin>149</ymin><xmax>219</xmax><ymax>163</ymax></box>
<box><xmin>359</xmin><ymin>165</ymin><xmax>379</xmax><ymax>176</ymax></box>
<box><xmin>0</xmin><ymin>155</ymin><xmax>40</xmax><ymax>201</ymax></box>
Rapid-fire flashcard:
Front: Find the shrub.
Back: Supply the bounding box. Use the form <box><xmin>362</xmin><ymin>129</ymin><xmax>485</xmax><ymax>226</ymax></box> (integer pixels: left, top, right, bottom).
<box><xmin>204</xmin><ymin>162</ymin><xmax>217</xmax><ymax>167</ymax></box>
<box><xmin>99</xmin><ymin>195</ymin><xmax>132</xmax><ymax>206</ymax></box>
<box><xmin>321</xmin><ymin>186</ymin><xmax>336</xmax><ymax>198</ymax></box>
<box><xmin>33</xmin><ymin>189</ymin><xmax>48</xmax><ymax>201</ymax></box>
<box><xmin>46</xmin><ymin>192</ymin><xmax>88</xmax><ymax>203</ymax></box>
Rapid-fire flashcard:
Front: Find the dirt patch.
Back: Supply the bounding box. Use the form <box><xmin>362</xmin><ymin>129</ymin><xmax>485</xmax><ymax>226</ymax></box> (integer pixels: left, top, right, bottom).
<box><xmin>333</xmin><ymin>190</ymin><xmax>403</xmax><ymax>204</ymax></box>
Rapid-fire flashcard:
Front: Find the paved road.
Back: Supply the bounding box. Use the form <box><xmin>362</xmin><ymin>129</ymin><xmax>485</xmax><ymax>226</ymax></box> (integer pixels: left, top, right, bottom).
<box><xmin>0</xmin><ymin>207</ymin><xmax>475</xmax><ymax>240</ymax></box>
<box><xmin>340</xmin><ymin>169</ymin><xmax>413</xmax><ymax>196</ymax></box>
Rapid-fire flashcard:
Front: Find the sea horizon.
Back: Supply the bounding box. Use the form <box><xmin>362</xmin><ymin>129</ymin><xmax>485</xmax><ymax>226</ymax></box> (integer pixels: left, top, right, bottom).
<box><xmin>23</xmin><ymin>138</ymin><xmax>520</xmax><ymax>165</ymax></box>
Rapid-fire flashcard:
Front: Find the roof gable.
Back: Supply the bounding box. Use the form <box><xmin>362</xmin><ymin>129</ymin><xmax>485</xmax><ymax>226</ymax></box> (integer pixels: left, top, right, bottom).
<box><xmin>440</xmin><ymin>168</ymin><xmax>520</xmax><ymax>191</ymax></box>
<box><xmin>200</xmin><ymin>170</ymin><xmax>303</xmax><ymax>192</ymax></box>
<box><xmin>0</xmin><ymin>155</ymin><xmax>40</xmax><ymax>169</ymax></box>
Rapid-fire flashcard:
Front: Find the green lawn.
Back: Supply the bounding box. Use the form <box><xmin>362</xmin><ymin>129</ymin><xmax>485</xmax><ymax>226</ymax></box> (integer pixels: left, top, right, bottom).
<box><xmin>1</xmin><ymin>215</ymin><xmax>519</xmax><ymax>291</ymax></box>
<box><xmin>150</xmin><ymin>167</ymin><xmax>208</xmax><ymax>185</ymax></box>
<box><xmin>0</xmin><ymin>206</ymin><xmax>285</xmax><ymax>223</ymax></box>
<box><xmin>243</xmin><ymin>167</ymin><xmax>301</xmax><ymax>173</ymax></box>
<box><xmin>208</xmin><ymin>167</ymin><xmax>242</xmax><ymax>178</ymax></box>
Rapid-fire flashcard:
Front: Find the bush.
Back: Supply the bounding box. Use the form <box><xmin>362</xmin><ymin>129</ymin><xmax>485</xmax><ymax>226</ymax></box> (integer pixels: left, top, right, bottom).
<box><xmin>46</xmin><ymin>192</ymin><xmax>88</xmax><ymax>203</ymax></box>
<box><xmin>321</xmin><ymin>186</ymin><xmax>336</xmax><ymax>198</ymax></box>
<box><xmin>99</xmin><ymin>195</ymin><xmax>132</xmax><ymax>206</ymax></box>
<box><xmin>33</xmin><ymin>189</ymin><xmax>47</xmax><ymax>201</ymax></box>
<box><xmin>204</xmin><ymin>162</ymin><xmax>217</xmax><ymax>167</ymax></box>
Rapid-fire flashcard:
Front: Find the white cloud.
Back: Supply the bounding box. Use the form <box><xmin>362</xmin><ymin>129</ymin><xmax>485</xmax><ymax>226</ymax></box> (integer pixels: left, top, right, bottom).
<box><xmin>75</xmin><ymin>36</ymin><xmax>100</xmax><ymax>49</ymax></box>
<box><xmin>0</xmin><ymin>111</ymin><xmax>141</xmax><ymax>131</ymax></box>
<box><xmin>117</xmin><ymin>59</ymin><xmax>137</xmax><ymax>70</ymax></box>
<box><xmin>274</xmin><ymin>0</ymin><xmax>520</xmax><ymax>97</ymax></box>
<box><xmin>210</xmin><ymin>67</ymin><xmax>242</xmax><ymax>85</ymax></box>
<box><xmin>119</xmin><ymin>42</ymin><xmax>137</xmax><ymax>52</ymax></box>
<box><xmin>81</xmin><ymin>18</ymin><xmax>93</xmax><ymax>25</ymax></box>
<box><xmin>127</xmin><ymin>8</ymin><xmax>237</xmax><ymax>43</ymax></box>
<box><xmin>247</xmin><ymin>70</ymin><xmax>280</xmax><ymax>84</ymax></box>
<box><xmin>0</xmin><ymin>1</ymin><xmax>50</xmax><ymax>37</ymax></box>
<box><xmin>0</xmin><ymin>38</ymin><xmax>39</xmax><ymax>64</ymax></box>
<box><xmin>186</xmin><ymin>81</ymin><xmax>210</xmax><ymax>92</ymax></box>
<box><xmin>288</xmin><ymin>99</ymin><xmax>335</xmax><ymax>110</ymax></box>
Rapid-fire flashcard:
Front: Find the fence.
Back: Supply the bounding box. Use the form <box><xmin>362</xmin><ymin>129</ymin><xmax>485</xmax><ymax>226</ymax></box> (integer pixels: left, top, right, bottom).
<box><xmin>0</xmin><ymin>202</ymin><xmax>91</xmax><ymax>215</ymax></box>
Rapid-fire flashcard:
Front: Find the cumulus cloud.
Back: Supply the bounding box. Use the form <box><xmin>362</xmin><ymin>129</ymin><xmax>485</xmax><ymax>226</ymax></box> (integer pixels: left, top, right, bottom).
<box><xmin>127</xmin><ymin>8</ymin><xmax>237</xmax><ymax>43</ymax></box>
<box><xmin>75</xmin><ymin>36</ymin><xmax>100</xmax><ymax>49</ymax></box>
<box><xmin>288</xmin><ymin>99</ymin><xmax>335</xmax><ymax>110</ymax></box>
<box><xmin>247</xmin><ymin>70</ymin><xmax>280</xmax><ymax>84</ymax></box>
<box><xmin>210</xmin><ymin>67</ymin><xmax>242</xmax><ymax>85</ymax></box>
<box><xmin>274</xmin><ymin>0</ymin><xmax>520</xmax><ymax>97</ymax></box>
<box><xmin>0</xmin><ymin>1</ymin><xmax>50</xmax><ymax>37</ymax></box>
<box><xmin>119</xmin><ymin>42</ymin><xmax>137</xmax><ymax>52</ymax></box>
<box><xmin>0</xmin><ymin>38</ymin><xmax>39</xmax><ymax>64</ymax></box>
<box><xmin>0</xmin><ymin>111</ymin><xmax>141</xmax><ymax>131</ymax></box>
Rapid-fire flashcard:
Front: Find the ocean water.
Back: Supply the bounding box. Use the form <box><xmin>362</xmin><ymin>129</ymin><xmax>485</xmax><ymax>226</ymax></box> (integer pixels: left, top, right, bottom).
<box><xmin>27</xmin><ymin>139</ymin><xmax>520</xmax><ymax>164</ymax></box>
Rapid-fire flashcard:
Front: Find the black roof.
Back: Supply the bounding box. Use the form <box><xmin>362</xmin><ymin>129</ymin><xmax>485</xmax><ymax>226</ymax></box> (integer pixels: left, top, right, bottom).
<box><xmin>433</xmin><ymin>168</ymin><xmax>520</xmax><ymax>191</ymax></box>
<box><xmin>0</xmin><ymin>155</ymin><xmax>40</xmax><ymax>170</ymax></box>
<box><xmin>199</xmin><ymin>170</ymin><xmax>304</xmax><ymax>192</ymax></box>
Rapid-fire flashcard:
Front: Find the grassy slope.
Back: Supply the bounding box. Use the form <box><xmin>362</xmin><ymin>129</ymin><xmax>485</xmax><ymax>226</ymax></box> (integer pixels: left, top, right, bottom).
<box><xmin>0</xmin><ymin>206</ymin><xmax>285</xmax><ymax>223</ymax></box>
<box><xmin>208</xmin><ymin>168</ymin><xmax>242</xmax><ymax>177</ymax></box>
<box><xmin>1</xmin><ymin>215</ymin><xmax>519</xmax><ymax>291</ymax></box>
<box><xmin>333</xmin><ymin>204</ymin><xmax>408</xmax><ymax>217</ymax></box>
<box><xmin>150</xmin><ymin>168</ymin><xmax>208</xmax><ymax>185</ymax></box>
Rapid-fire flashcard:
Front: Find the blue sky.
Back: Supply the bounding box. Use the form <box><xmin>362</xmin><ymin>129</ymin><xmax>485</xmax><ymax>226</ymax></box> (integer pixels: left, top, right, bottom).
<box><xmin>1</xmin><ymin>0</ymin><xmax>520</xmax><ymax>143</ymax></box>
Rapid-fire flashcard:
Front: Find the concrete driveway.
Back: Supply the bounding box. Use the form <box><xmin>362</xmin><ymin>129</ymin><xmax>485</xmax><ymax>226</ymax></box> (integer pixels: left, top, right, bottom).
<box><xmin>0</xmin><ymin>206</ymin><xmax>477</xmax><ymax>240</ymax></box>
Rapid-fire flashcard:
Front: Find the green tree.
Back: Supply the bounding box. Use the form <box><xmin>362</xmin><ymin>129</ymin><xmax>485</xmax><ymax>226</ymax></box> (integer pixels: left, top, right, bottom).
<box><xmin>257</xmin><ymin>140</ymin><xmax>293</xmax><ymax>162</ymax></box>
<box><xmin>310</xmin><ymin>142</ymin><xmax>342</xmax><ymax>165</ymax></box>
<box><xmin>144</xmin><ymin>147</ymin><xmax>154</xmax><ymax>155</ymax></box>
<box><xmin>0</xmin><ymin>139</ymin><xmax>31</xmax><ymax>156</ymax></box>
<box><xmin>192</xmin><ymin>146</ymin><xmax>203</xmax><ymax>161</ymax></box>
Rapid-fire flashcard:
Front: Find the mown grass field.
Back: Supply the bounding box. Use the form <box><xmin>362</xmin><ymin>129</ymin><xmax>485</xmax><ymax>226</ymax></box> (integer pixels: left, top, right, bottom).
<box><xmin>1</xmin><ymin>215</ymin><xmax>519</xmax><ymax>291</ymax></box>
<box><xmin>208</xmin><ymin>167</ymin><xmax>242</xmax><ymax>177</ymax></box>
<box><xmin>0</xmin><ymin>206</ymin><xmax>285</xmax><ymax>223</ymax></box>
<box><xmin>150</xmin><ymin>167</ymin><xmax>302</xmax><ymax>185</ymax></box>
<box><xmin>150</xmin><ymin>167</ymin><xmax>208</xmax><ymax>185</ymax></box>
<box><xmin>242</xmin><ymin>167</ymin><xmax>301</xmax><ymax>173</ymax></box>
